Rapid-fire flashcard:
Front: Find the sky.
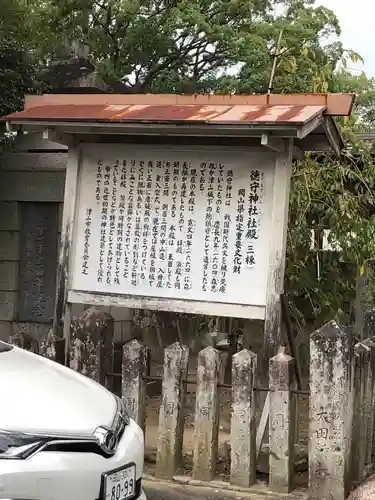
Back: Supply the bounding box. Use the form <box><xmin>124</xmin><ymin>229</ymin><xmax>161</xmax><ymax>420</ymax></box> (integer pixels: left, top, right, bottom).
<box><xmin>319</xmin><ymin>0</ymin><xmax>374</xmax><ymax>77</ymax></box>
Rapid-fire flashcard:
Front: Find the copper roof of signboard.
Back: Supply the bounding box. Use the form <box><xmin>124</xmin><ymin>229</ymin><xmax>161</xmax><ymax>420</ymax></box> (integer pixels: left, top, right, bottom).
<box><xmin>3</xmin><ymin>103</ymin><xmax>330</xmax><ymax>125</ymax></box>
<box><xmin>1</xmin><ymin>93</ymin><xmax>354</xmax><ymax>156</ymax></box>
<box><xmin>2</xmin><ymin>93</ymin><xmax>355</xmax><ymax>124</ymax></box>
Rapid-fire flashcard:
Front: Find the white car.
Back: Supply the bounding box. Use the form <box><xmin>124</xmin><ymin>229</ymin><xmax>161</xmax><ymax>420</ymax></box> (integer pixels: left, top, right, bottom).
<box><xmin>0</xmin><ymin>341</ymin><xmax>146</xmax><ymax>500</ymax></box>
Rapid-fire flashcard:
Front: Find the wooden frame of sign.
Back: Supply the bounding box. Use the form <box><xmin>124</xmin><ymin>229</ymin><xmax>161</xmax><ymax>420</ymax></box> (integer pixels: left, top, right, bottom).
<box><xmin>56</xmin><ymin>141</ymin><xmax>293</xmax><ymax>358</ymax></box>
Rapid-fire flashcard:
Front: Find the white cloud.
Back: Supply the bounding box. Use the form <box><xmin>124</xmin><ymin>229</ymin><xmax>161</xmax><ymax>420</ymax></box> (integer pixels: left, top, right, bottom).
<box><xmin>318</xmin><ymin>0</ymin><xmax>374</xmax><ymax>77</ymax></box>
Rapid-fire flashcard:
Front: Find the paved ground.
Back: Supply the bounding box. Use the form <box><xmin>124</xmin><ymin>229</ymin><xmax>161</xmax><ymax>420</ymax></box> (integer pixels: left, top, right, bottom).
<box><xmin>143</xmin><ymin>478</ymin><xmax>308</xmax><ymax>500</ymax></box>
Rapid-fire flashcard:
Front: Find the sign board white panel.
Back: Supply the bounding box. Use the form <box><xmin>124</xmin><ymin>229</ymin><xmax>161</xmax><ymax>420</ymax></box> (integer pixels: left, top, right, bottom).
<box><xmin>71</xmin><ymin>144</ymin><xmax>275</xmax><ymax>314</ymax></box>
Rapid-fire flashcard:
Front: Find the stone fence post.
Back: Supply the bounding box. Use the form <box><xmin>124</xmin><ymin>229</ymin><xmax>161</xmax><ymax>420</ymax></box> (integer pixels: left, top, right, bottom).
<box><xmin>122</xmin><ymin>339</ymin><xmax>149</xmax><ymax>431</ymax></box>
<box><xmin>39</xmin><ymin>329</ymin><xmax>65</xmax><ymax>364</ymax></box>
<box><xmin>309</xmin><ymin>321</ymin><xmax>354</xmax><ymax>500</ymax></box>
<box><xmin>69</xmin><ymin>307</ymin><xmax>114</xmax><ymax>389</ymax></box>
<box><xmin>156</xmin><ymin>342</ymin><xmax>189</xmax><ymax>478</ymax></box>
<box><xmin>8</xmin><ymin>331</ymin><xmax>39</xmax><ymax>353</ymax></box>
<box><xmin>193</xmin><ymin>346</ymin><xmax>220</xmax><ymax>481</ymax></box>
<box><xmin>9</xmin><ymin>330</ymin><xmax>64</xmax><ymax>365</ymax></box>
<box><xmin>362</xmin><ymin>338</ymin><xmax>375</xmax><ymax>469</ymax></box>
<box><xmin>364</xmin><ymin>308</ymin><xmax>375</xmax><ymax>339</ymax></box>
<box><xmin>351</xmin><ymin>342</ymin><xmax>368</xmax><ymax>484</ymax></box>
<box><xmin>269</xmin><ymin>351</ymin><xmax>295</xmax><ymax>493</ymax></box>
<box><xmin>230</xmin><ymin>349</ymin><xmax>257</xmax><ymax>487</ymax></box>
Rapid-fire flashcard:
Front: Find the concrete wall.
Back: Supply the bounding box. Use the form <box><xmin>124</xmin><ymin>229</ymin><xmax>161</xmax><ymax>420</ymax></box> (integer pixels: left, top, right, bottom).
<box><xmin>0</xmin><ymin>136</ymin><xmax>133</xmax><ymax>343</ymax></box>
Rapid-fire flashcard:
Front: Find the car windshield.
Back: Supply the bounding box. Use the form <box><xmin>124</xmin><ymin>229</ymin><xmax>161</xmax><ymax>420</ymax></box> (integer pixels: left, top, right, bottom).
<box><xmin>0</xmin><ymin>342</ymin><xmax>13</xmax><ymax>353</ymax></box>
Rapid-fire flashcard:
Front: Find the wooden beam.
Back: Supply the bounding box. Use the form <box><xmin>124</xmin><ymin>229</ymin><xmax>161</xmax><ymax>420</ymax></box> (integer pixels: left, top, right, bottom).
<box><xmin>256</xmin><ymin>392</ymin><xmax>270</xmax><ymax>460</ymax></box>
<box><xmin>68</xmin><ymin>290</ymin><xmax>266</xmax><ymax>320</ymax></box>
<box><xmin>256</xmin><ymin>346</ymin><xmax>286</xmax><ymax>459</ymax></box>
<box><xmin>261</xmin><ymin>133</ymin><xmax>285</xmax><ymax>152</ymax></box>
<box><xmin>281</xmin><ymin>293</ymin><xmax>302</xmax><ymax>389</ymax></box>
<box><xmin>262</xmin><ymin>140</ymin><xmax>293</xmax><ymax>377</ymax></box>
<box><xmin>52</xmin><ymin>145</ymin><xmax>80</xmax><ymax>363</ymax></box>
<box><xmin>296</xmin><ymin>115</ymin><xmax>323</xmax><ymax>140</ymax></box>
<box><xmin>43</xmin><ymin>128</ymin><xmax>76</xmax><ymax>148</ymax></box>
<box><xmin>322</xmin><ymin>116</ymin><xmax>343</xmax><ymax>158</ymax></box>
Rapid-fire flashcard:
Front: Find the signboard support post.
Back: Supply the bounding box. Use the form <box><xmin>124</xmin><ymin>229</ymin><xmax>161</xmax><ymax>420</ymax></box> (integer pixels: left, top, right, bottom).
<box><xmin>262</xmin><ymin>142</ymin><xmax>293</xmax><ymax>380</ymax></box>
<box><xmin>52</xmin><ymin>146</ymin><xmax>80</xmax><ymax>363</ymax></box>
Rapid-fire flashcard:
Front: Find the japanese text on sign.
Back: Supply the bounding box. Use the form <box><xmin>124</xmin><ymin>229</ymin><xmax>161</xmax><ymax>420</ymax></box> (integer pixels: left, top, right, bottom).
<box><xmin>72</xmin><ymin>145</ymin><xmax>274</xmax><ymax>308</ymax></box>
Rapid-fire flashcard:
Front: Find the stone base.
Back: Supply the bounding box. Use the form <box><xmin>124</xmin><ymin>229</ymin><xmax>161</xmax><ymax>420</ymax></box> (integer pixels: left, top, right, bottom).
<box><xmin>145</xmin><ymin>442</ymin><xmax>308</xmax><ymax>475</ymax></box>
<box><xmin>348</xmin><ymin>475</ymin><xmax>375</xmax><ymax>500</ymax></box>
<box><xmin>143</xmin><ymin>474</ymin><xmax>308</xmax><ymax>499</ymax></box>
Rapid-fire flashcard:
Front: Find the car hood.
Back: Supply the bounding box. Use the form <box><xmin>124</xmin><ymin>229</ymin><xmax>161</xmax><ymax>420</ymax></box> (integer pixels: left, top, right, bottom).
<box><xmin>0</xmin><ymin>344</ymin><xmax>117</xmax><ymax>435</ymax></box>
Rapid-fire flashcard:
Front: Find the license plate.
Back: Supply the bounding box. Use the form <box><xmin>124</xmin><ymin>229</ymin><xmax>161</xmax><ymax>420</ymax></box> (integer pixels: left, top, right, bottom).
<box><xmin>103</xmin><ymin>463</ymin><xmax>136</xmax><ymax>500</ymax></box>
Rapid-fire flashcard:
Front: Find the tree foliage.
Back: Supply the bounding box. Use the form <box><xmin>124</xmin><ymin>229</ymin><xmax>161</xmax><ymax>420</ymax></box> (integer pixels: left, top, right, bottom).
<box><xmin>29</xmin><ymin>0</ymin><xmax>345</xmax><ymax>94</ymax></box>
<box><xmin>286</xmin><ymin>137</ymin><xmax>375</xmax><ymax>335</ymax></box>
<box><xmin>0</xmin><ymin>0</ymin><xmax>45</xmax><ymax>117</ymax></box>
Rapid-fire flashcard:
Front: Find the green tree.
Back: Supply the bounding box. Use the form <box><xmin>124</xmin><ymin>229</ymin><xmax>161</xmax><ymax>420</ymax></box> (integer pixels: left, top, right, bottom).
<box><xmin>0</xmin><ymin>0</ymin><xmax>45</xmax><ymax>117</ymax></box>
<box><xmin>32</xmin><ymin>0</ymin><xmax>344</xmax><ymax>94</ymax></box>
<box><xmin>286</xmin><ymin>136</ymin><xmax>375</xmax><ymax>329</ymax></box>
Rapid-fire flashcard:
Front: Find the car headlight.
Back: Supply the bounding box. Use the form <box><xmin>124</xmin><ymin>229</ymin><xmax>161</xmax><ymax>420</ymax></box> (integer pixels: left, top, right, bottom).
<box><xmin>0</xmin><ymin>398</ymin><xmax>130</xmax><ymax>460</ymax></box>
<box><xmin>0</xmin><ymin>431</ymin><xmax>48</xmax><ymax>459</ymax></box>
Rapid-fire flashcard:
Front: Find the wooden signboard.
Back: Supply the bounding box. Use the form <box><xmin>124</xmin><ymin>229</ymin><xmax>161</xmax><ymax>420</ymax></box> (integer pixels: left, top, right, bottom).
<box><xmin>68</xmin><ymin>144</ymin><xmax>281</xmax><ymax>320</ymax></box>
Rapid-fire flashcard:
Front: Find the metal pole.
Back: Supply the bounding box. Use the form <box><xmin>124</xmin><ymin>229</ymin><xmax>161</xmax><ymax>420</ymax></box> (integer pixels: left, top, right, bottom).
<box><xmin>268</xmin><ymin>29</ymin><xmax>284</xmax><ymax>94</ymax></box>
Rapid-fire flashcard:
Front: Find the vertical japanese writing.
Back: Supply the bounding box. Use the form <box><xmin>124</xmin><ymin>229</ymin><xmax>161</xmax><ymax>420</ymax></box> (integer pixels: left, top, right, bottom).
<box><xmin>81</xmin><ymin>208</ymin><xmax>92</xmax><ymax>276</ymax></box>
<box><xmin>149</xmin><ymin>215</ymin><xmax>157</xmax><ymax>287</ymax></box>
<box><xmin>188</xmin><ymin>167</ymin><xmax>197</xmax><ymax>213</ymax></box>
<box><xmin>82</xmin><ymin>151</ymin><xmax>269</xmax><ymax>307</ymax></box>
<box><xmin>168</xmin><ymin>162</ymin><xmax>178</xmax><ymax>255</ymax></box>
<box><xmin>159</xmin><ymin>203</ymin><xmax>168</xmax><ymax>261</ymax></box>
<box><xmin>167</xmin><ymin>224</ymin><xmax>175</xmax><ymax>290</ymax></box>
<box><xmin>32</xmin><ymin>224</ymin><xmax>47</xmax><ymax>317</ymax></box>
<box><xmin>211</xmin><ymin>163</ymin><xmax>224</xmax><ymax>292</ymax></box>
<box><xmin>171</xmin><ymin>161</ymin><xmax>179</xmax><ymax>219</ymax></box>
<box><xmin>225</xmin><ymin>169</ymin><xmax>233</xmax><ymax>207</ymax></box>
<box><xmin>202</xmin><ymin>163</ymin><xmax>215</xmax><ymax>291</ymax></box>
<box><xmin>200</xmin><ymin>162</ymin><xmax>206</xmax><ymax>192</ymax></box>
<box><xmin>159</xmin><ymin>162</ymin><xmax>170</xmax><ymax>265</ymax></box>
<box><xmin>107</xmin><ymin>161</ymin><xmax>118</xmax><ymax>285</ymax></box>
<box><xmin>141</xmin><ymin>161</ymin><xmax>153</xmax><ymax>282</ymax></box>
<box><xmin>164</xmin><ymin>161</ymin><xmax>171</xmax><ymax>196</ymax></box>
<box><xmin>149</xmin><ymin>165</ymin><xmax>162</xmax><ymax>287</ymax></box>
<box><xmin>115</xmin><ymin>195</ymin><xmax>125</xmax><ymax>285</ymax></box>
<box><xmin>211</xmin><ymin>220</ymin><xmax>220</xmax><ymax>292</ymax></box>
<box><xmin>175</xmin><ymin>260</ymin><xmax>182</xmax><ymax>290</ymax></box>
<box><xmin>246</xmin><ymin>169</ymin><xmax>260</xmax><ymax>267</ymax></box>
<box><xmin>233</xmin><ymin>189</ymin><xmax>245</xmax><ymax>274</ymax></box>
<box><xmin>167</xmin><ymin>252</ymin><xmax>174</xmax><ymax>289</ymax></box>
<box><xmin>132</xmin><ymin>160</ymin><xmax>144</xmax><ymax>286</ymax></box>
<box><xmin>220</xmin><ymin>214</ymin><xmax>230</xmax><ymax>293</ymax></box>
<box><xmin>123</xmin><ymin>160</ymin><xmax>135</xmax><ymax>281</ymax></box>
<box><xmin>179</xmin><ymin>162</ymin><xmax>188</xmax><ymax>232</ymax></box>
<box><xmin>96</xmin><ymin>159</ymin><xmax>102</xmax><ymax>204</ymax></box>
<box><xmin>120</xmin><ymin>159</ymin><xmax>127</xmax><ymax>188</ymax></box>
<box><xmin>184</xmin><ymin>218</ymin><xmax>194</xmax><ymax>290</ymax></box>
<box><xmin>216</xmin><ymin>163</ymin><xmax>224</xmax><ymax>214</ymax></box>
<box><xmin>18</xmin><ymin>203</ymin><xmax>58</xmax><ymax>323</ymax></box>
<box><xmin>97</xmin><ymin>163</ymin><xmax>109</xmax><ymax>284</ymax></box>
